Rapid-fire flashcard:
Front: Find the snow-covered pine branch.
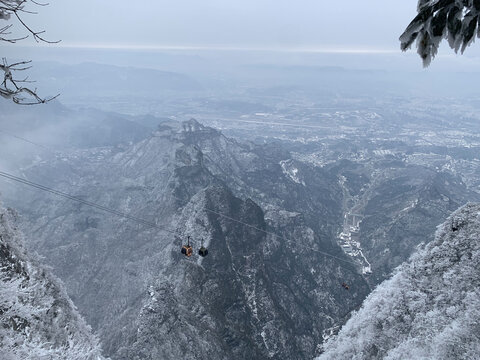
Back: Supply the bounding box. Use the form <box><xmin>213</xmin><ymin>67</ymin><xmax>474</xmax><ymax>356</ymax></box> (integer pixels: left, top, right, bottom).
<box><xmin>400</xmin><ymin>0</ymin><xmax>480</xmax><ymax>67</ymax></box>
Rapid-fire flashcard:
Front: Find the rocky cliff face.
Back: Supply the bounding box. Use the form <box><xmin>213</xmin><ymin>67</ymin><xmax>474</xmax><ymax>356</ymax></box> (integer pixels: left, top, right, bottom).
<box><xmin>6</xmin><ymin>119</ymin><xmax>369</xmax><ymax>359</ymax></box>
<box><xmin>0</xmin><ymin>203</ymin><xmax>104</xmax><ymax>359</ymax></box>
<box><xmin>317</xmin><ymin>203</ymin><xmax>480</xmax><ymax>360</ymax></box>
<box><xmin>118</xmin><ymin>185</ymin><xmax>365</xmax><ymax>360</ymax></box>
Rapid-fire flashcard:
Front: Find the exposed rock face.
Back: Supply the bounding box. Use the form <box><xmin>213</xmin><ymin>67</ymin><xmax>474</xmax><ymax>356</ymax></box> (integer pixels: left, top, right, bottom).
<box><xmin>317</xmin><ymin>203</ymin><xmax>480</xmax><ymax>360</ymax></box>
<box><xmin>0</xmin><ymin>204</ymin><xmax>104</xmax><ymax>359</ymax></box>
<box><xmin>120</xmin><ymin>186</ymin><xmax>365</xmax><ymax>360</ymax></box>
<box><xmin>7</xmin><ymin>119</ymin><xmax>369</xmax><ymax>359</ymax></box>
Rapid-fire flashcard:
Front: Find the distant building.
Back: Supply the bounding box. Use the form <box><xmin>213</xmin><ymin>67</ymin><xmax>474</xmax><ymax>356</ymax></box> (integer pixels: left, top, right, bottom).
<box><xmin>342</xmin><ymin>244</ymin><xmax>353</xmax><ymax>253</ymax></box>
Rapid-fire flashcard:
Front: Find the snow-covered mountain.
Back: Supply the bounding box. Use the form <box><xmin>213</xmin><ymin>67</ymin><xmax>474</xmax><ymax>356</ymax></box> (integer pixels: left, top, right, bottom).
<box><xmin>5</xmin><ymin>119</ymin><xmax>369</xmax><ymax>359</ymax></box>
<box><xmin>317</xmin><ymin>203</ymin><xmax>480</xmax><ymax>360</ymax></box>
<box><xmin>0</xmin><ymin>202</ymin><xmax>105</xmax><ymax>359</ymax></box>
<box><xmin>4</xmin><ymin>116</ymin><xmax>478</xmax><ymax>359</ymax></box>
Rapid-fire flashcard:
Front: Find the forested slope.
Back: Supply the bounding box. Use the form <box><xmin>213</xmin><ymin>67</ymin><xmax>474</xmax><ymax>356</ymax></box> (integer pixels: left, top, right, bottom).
<box><xmin>0</xmin><ymin>203</ymin><xmax>105</xmax><ymax>359</ymax></box>
<box><xmin>317</xmin><ymin>203</ymin><xmax>480</xmax><ymax>360</ymax></box>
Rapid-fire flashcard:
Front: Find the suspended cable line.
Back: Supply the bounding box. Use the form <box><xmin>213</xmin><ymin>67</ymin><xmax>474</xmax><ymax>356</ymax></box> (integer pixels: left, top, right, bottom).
<box><xmin>168</xmin><ymin>192</ymin><xmax>359</xmax><ymax>267</ymax></box>
<box><xmin>0</xmin><ymin>170</ymin><xmax>177</xmax><ymax>235</ymax></box>
<box><xmin>0</xmin><ymin>129</ymin><xmax>361</xmax><ymax>269</ymax></box>
<box><xmin>0</xmin><ymin>129</ymin><xmax>56</xmax><ymax>152</ymax></box>
<box><xmin>0</xmin><ymin>168</ymin><xmax>360</xmax><ymax>268</ymax></box>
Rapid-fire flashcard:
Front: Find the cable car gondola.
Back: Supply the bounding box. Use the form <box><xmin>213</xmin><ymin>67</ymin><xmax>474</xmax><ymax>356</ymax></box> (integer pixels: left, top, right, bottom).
<box><xmin>181</xmin><ymin>236</ymin><xmax>193</xmax><ymax>257</ymax></box>
<box><xmin>198</xmin><ymin>238</ymin><xmax>208</xmax><ymax>257</ymax></box>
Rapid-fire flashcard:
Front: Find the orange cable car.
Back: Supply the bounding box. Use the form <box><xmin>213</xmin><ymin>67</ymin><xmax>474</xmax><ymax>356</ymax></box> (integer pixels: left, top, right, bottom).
<box><xmin>181</xmin><ymin>236</ymin><xmax>193</xmax><ymax>257</ymax></box>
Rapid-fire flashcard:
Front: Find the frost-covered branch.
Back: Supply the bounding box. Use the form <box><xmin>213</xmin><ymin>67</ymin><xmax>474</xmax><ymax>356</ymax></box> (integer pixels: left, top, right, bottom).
<box><xmin>0</xmin><ymin>0</ymin><xmax>59</xmax><ymax>104</ymax></box>
<box><xmin>0</xmin><ymin>58</ymin><xmax>59</xmax><ymax>104</ymax></box>
<box><xmin>0</xmin><ymin>0</ymin><xmax>58</xmax><ymax>43</ymax></box>
<box><xmin>0</xmin><ymin>206</ymin><xmax>105</xmax><ymax>359</ymax></box>
<box><xmin>400</xmin><ymin>0</ymin><xmax>480</xmax><ymax>67</ymax></box>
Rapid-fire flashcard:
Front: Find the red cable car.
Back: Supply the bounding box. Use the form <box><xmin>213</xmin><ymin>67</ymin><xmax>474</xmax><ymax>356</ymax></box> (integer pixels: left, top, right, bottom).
<box><xmin>181</xmin><ymin>236</ymin><xmax>193</xmax><ymax>257</ymax></box>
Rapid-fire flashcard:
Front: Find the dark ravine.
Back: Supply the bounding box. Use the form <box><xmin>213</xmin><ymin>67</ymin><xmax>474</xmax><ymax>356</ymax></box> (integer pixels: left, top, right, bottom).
<box><xmin>357</xmin><ymin>165</ymin><xmax>480</xmax><ymax>284</ymax></box>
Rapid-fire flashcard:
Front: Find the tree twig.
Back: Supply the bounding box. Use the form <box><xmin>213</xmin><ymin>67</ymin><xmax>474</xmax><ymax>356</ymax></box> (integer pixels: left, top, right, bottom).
<box><xmin>1</xmin><ymin>0</ymin><xmax>60</xmax><ymax>104</ymax></box>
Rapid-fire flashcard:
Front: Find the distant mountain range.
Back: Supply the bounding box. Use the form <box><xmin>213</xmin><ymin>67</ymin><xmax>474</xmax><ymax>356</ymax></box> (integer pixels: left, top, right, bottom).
<box><xmin>29</xmin><ymin>61</ymin><xmax>204</xmax><ymax>99</ymax></box>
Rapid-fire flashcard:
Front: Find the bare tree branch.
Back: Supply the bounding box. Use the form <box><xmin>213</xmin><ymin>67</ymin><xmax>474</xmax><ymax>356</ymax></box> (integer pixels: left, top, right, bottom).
<box><xmin>1</xmin><ymin>0</ymin><xmax>60</xmax><ymax>104</ymax></box>
<box><xmin>0</xmin><ymin>58</ymin><xmax>59</xmax><ymax>105</ymax></box>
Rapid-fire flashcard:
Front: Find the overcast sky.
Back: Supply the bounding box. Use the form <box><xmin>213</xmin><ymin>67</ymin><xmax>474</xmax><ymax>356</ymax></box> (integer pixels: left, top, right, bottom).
<box><xmin>9</xmin><ymin>0</ymin><xmax>480</xmax><ymax>73</ymax></box>
<box><xmin>22</xmin><ymin>0</ymin><xmax>418</xmax><ymax>51</ymax></box>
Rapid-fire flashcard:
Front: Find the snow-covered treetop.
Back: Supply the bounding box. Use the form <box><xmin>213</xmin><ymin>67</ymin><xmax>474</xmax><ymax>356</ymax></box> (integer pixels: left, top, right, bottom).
<box><xmin>400</xmin><ymin>0</ymin><xmax>480</xmax><ymax>66</ymax></box>
<box><xmin>0</xmin><ymin>202</ymin><xmax>105</xmax><ymax>359</ymax></box>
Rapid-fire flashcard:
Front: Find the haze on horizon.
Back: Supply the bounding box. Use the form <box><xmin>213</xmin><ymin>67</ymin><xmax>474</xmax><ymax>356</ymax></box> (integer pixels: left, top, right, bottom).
<box><xmin>4</xmin><ymin>0</ymin><xmax>478</xmax><ymax>73</ymax></box>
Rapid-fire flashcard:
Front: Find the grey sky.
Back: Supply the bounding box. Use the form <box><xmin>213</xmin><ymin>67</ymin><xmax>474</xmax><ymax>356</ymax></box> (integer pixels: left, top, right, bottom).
<box><xmin>12</xmin><ymin>0</ymin><xmax>480</xmax><ymax>72</ymax></box>
<box><xmin>24</xmin><ymin>1</ymin><xmax>418</xmax><ymax>51</ymax></box>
